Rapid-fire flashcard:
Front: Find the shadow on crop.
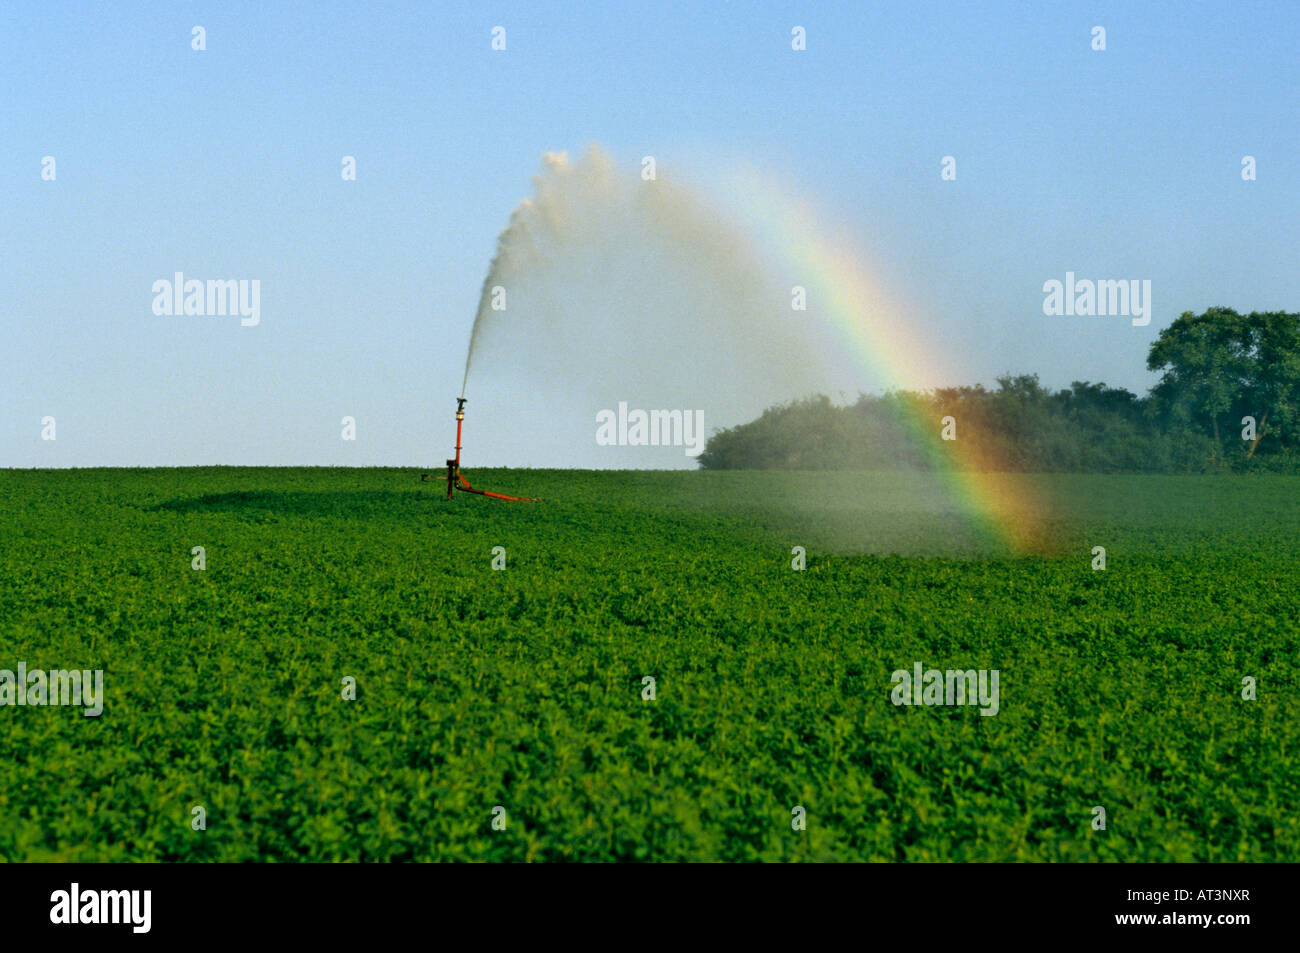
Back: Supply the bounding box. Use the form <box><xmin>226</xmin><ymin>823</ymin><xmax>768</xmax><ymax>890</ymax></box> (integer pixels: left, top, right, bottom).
<box><xmin>150</xmin><ymin>490</ymin><xmax>437</xmax><ymax>518</ymax></box>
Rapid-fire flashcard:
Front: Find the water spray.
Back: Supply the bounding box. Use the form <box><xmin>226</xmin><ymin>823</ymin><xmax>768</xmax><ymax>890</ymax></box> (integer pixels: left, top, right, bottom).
<box><xmin>430</xmin><ymin>145</ymin><xmax>800</xmax><ymax>488</ymax></box>
<box><xmin>424</xmin><ymin>396</ymin><xmax>541</xmax><ymax>502</ymax></box>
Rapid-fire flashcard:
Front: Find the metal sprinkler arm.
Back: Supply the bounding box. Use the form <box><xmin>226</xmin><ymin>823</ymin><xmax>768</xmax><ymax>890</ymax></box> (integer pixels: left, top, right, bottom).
<box><xmin>448</xmin><ymin>397</ymin><xmax>467</xmax><ymax>497</ymax></box>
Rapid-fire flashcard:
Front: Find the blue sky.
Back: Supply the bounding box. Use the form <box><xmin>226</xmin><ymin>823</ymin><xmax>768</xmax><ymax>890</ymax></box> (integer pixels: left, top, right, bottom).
<box><xmin>4</xmin><ymin>1</ymin><xmax>1298</xmax><ymax>467</ymax></box>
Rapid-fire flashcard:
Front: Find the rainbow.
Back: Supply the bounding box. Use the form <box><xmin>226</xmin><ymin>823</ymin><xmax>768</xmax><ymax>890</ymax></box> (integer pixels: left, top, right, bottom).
<box><xmin>718</xmin><ymin>162</ymin><xmax>1054</xmax><ymax>554</ymax></box>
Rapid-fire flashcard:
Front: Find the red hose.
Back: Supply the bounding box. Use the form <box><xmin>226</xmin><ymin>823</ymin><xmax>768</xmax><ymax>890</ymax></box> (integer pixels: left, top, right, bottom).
<box><xmin>454</xmin><ymin>471</ymin><xmax>541</xmax><ymax>502</ymax></box>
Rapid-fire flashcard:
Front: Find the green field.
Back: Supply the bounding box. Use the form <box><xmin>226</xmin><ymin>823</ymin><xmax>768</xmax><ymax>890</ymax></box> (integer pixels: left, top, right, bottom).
<box><xmin>1</xmin><ymin>468</ymin><xmax>1296</xmax><ymax>861</ymax></box>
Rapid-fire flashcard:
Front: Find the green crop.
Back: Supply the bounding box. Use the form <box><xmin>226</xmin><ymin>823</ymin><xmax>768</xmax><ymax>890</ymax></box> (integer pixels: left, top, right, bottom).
<box><xmin>0</xmin><ymin>468</ymin><xmax>1296</xmax><ymax>861</ymax></box>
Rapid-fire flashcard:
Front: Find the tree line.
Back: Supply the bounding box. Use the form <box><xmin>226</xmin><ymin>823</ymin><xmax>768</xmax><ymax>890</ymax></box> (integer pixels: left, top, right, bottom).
<box><xmin>699</xmin><ymin>308</ymin><xmax>1300</xmax><ymax>472</ymax></box>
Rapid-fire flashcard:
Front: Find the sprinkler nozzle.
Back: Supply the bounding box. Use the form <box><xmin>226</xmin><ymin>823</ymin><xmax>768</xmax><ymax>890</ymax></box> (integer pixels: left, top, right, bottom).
<box><xmin>456</xmin><ymin>396</ymin><xmax>467</xmax><ymax>420</ymax></box>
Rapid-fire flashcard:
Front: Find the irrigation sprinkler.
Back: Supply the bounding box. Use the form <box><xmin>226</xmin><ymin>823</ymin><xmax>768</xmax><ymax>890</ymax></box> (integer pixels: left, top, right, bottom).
<box><xmin>422</xmin><ymin>397</ymin><xmax>541</xmax><ymax>502</ymax></box>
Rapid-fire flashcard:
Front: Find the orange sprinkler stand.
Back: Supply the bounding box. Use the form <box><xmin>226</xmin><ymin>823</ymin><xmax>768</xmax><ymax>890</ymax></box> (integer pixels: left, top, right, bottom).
<box><xmin>434</xmin><ymin>396</ymin><xmax>541</xmax><ymax>502</ymax></box>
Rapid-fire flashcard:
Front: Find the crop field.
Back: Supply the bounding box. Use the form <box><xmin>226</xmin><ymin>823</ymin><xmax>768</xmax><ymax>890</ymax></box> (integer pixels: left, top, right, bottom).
<box><xmin>0</xmin><ymin>467</ymin><xmax>1297</xmax><ymax>861</ymax></box>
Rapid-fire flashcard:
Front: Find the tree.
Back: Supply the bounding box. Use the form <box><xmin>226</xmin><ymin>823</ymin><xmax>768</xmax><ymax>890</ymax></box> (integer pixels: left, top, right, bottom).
<box><xmin>1241</xmin><ymin>311</ymin><xmax>1300</xmax><ymax>457</ymax></box>
<box><xmin>1146</xmin><ymin>308</ymin><xmax>1300</xmax><ymax>463</ymax></box>
<box><xmin>1146</xmin><ymin>308</ymin><xmax>1252</xmax><ymax>460</ymax></box>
